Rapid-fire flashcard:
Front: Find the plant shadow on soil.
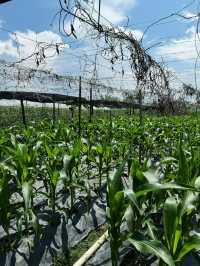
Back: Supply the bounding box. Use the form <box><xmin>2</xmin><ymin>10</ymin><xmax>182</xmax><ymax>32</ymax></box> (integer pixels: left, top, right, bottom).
<box><xmin>0</xmin><ymin>189</ymin><xmax>107</xmax><ymax>266</ymax></box>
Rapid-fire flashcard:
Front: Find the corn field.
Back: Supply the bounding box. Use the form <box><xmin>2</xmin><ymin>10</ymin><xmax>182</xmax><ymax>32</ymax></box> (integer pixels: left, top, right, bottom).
<box><xmin>1</xmin><ymin>0</ymin><xmax>200</xmax><ymax>265</ymax></box>
<box><xmin>0</xmin><ymin>113</ymin><xmax>200</xmax><ymax>265</ymax></box>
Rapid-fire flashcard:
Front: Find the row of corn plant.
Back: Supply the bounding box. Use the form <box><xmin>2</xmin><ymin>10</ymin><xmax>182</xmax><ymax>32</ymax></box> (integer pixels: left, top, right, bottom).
<box><xmin>0</xmin><ymin>114</ymin><xmax>200</xmax><ymax>265</ymax></box>
<box><xmin>106</xmin><ymin>128</ymin><xmax>200</xmax><ymax>265</ymax></box>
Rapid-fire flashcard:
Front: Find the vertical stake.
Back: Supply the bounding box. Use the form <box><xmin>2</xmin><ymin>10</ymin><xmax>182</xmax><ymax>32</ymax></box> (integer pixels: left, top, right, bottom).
<box><xmin>53</xmin><ymin>102</ymin><xmax>56</xmax><ymax>124</ymax></box>
<box><xmin>138</xmin><ymin>85</ymin><xmax>143</xmax><ymax>164</ymax></box>
<box><xmin>66</xmin><ymin>103</ymin><xmax>68</xmax><ymax>123</ymax></box>
<box><xmin>57</xmin><ymin>103</ymin><xmax>60</xmax><ymax>118</ymax></box>
<box><xmin>98</xmin><ymin>0</ymin><xmax>101</xmax><ymax>30</ymax></box>
<box><xmin>20</xmin><ymin>99</ymin><xmax>26</xmax><ymax>127</ymax></box>
<box><xmin>139</xmin><ymin>87</ymin><xmax>143</xmax><ymax>127</ymax></box>
<box><xmin>78</xmin><ymin>76</ymin><xmax>82</xmax><ymax>137</ymax></box>
<box><xmin>89</xmin><ymin>82</ymin><xmax>93</xmax><ymax>122</ymax></box>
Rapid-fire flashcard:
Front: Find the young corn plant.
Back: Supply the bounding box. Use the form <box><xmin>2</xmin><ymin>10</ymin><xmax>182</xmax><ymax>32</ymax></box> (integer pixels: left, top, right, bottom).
<box><xmin>104</xmin><ymin>144</ymin><xmax>112</xmax><ymax>180</ymax></box>
<box><xmin>92</xmin><ymin>144</ymin><xmax>104</xmax><ymax>194</ymax></box>
<box><xmin>61</xmin><ymin>155</ymin><xmax>76</xmax><ymax>212</ymax></box>
<box><xmin>6</xmin><ymin>135</ymin><xmax>39</xmax><ymax>237</ymax></box>
<box><xmin>0</xmin><ymin>165</ymin><xmax>13</xmax><ymax>246</ymax></box>
<box><xmin>107</xmin><ymin>162</ymin><xmax>126</xmax><ymax>266</ymax></box>
<box><xmin>107</xmin><ymin>159</ymin><xmax>139</xmax><ymax>266</ymax></box>
<box><xmin>126</xmin><ymin>154</ymin><xmax>200</xmax><ymax>266</ymax></box>
<box><xmin>60</xmin><ymin>139</ymin><xmax>81</xmax><ymax>213</ymax></box>
<box><xmin>43</xmin><ymin>144</ymin><xmax>62</xmax><ymax>216</ymax></box>
<box><xmin>162</xmin><ymin>185</ymin><xmax>200</xmax><ymax>264</ymax></box>
<box><xmin>131</xmin><ymin>186</ymin><xmax>200</xmax><ymax>266</ymax></box>
<box><xmin>21</xmin><ymin>181</ymin><xmax>39</xmax><ymax>239</ymax></box>
<box><xmin>82</xmin><ymin>136</ymin><xmax>93</xmax><ymax>180</ymax></box>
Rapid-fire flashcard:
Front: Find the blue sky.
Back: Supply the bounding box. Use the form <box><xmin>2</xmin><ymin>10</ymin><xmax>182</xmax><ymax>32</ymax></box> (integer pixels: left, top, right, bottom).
<box><xmin>0</xmin><ymin>0</ymin><xmax>199</xmax><ymax>91</ymax></box>
<box><xmin>0</xmin><ymin>0</ymin><xmax>194</xmax><ymax>36</ymax></box>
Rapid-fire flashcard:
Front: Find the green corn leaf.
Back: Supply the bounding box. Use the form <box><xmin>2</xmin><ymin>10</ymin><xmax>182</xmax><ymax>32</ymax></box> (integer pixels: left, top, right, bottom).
<box><xmin>51</xmin><ymin>171</ymin><xmax>60</xmax><ymax>187</ymax></box>
<box><xmin>143</xmin><ymin>168</ymin><xmax>161</xmax><ymax>183</ymax></box>
<box><xmin>63</xmin><ymin>155</ymin><xmax>74</xmax><ymax>174</ymax></box>
<box><xmin>145</xmin><ymin>220</ymin><xmax>158</xmax><ymax>241</ymax></box>
<box><xmin>128</xmin><ymin>238</ymin><xmax>175</xmax><ymax>266</ymax></box>
<box><xmin>110</xmin><ymin>191</ymin><xmax>125</xmax><ymax>217</ymax></box>
<box><xmin>160</xmin><ymin>157</ymin><xmax>177</xmax><ymax>164</ymax></box>
<box><xmin>176</xmin><ymin>235</ymin><xmax>200</xmax><ymax>261</ymax></box>
<box><xmin>108</xmin><ymin>161</ymin><xmax>125</xmax><ymax>201</ymax></box>
<box><xmin>180</xmin><ymin>191</ymin><xmax>198</xmax><ymax>217</ymax></box>
<box><xmin>22</xmin><ymin>181</ymin><xmax>32</xmax><ymax>211</ymax></box>
<box><xmin>112</xmin><ymin>191</ymin><xmax>124</xmax><ymax>208</ymax></box>
<box><xmin>60</xmin><ymin>169</ymin><xmax>67</xmax><ymax>180</ymax></box>
<box><xmin>30</xmin><ymin>210</ymin><xmax>39</xmax><ymax>236</ymax></box>
<box><xmin>135</xmin><ymin>183</ymin><xmax>197</xmax><ymax>197</ymax></box>
<box><xmin>178</xmin><ymin>142</ymin><xmax>189</xmax><ymax>184</ymax></box>
<box><xmin>10</xmin><ymin>134</ymin><xmax>16</xmax><ymax>147</ymax></box>
<box><xmin>194</xmin><ymin>176</ymin><xmax>200</xmax><ymax>189</ymax></box>
<box><xmin>163</xmin><ymin>197</ymin><xmax>178</xmax><ymax>252</ymax></box>
<box><xmin>96</xmin><ymin>145</ymin><xmax>103</xmax><ymax>155</ymax></box>
<box><xmin>173</xmin><ymin>219</ymin><xmax>182</xmax><ymax>256</ymax></box>
<box><xmin>0</xmin><ymin>172</ymin><xmax>10</xmax><ymax>231</ymax></box>
<box><xmin>124</xmin><ymin>205</ymin><xmax>135</xmax><ymax>232</ymax></box>
<box><xmin>124</xmin><ymin>189</ymin><xmax>140</xmax><ymax>213</ymax></box>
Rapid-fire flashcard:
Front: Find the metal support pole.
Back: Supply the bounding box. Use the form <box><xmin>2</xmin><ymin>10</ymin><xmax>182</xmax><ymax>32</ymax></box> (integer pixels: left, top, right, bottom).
<box><xmin>78</xmin><ymin>76</ymin><xmax>82</xmax><ymax>137</ymax></box>
<box><xmin>139</xmin><ymin>88</ymin><xmax>143</xmax><ymax>126</ymax></box>
<box><xmin>53</xmin><ymin>102</ymin><xmax>56</xmax><ymax>124</ymax></box>
<box><xmin>57</xmin><ymin>103</ymin><xmax>60</xmax><ymax>119</ymax></box>
<box><xmin>20</xmin><ymin>99</ymin><xmax>26</xmax><ymax>127</ymax></box>
<box><xmin>138</xmin><ymin>85</ymin><xmax>143</xmax><ymax>164</ymax></box>
<box><xmin>98</xmin><ymin>0</ymin><xmax>101</xmax><ymax>30</ymax></box>
<box><xmin>89</xmin><ymin>82</ymin><xmax>93</xmax><ymax>122</ymax></box>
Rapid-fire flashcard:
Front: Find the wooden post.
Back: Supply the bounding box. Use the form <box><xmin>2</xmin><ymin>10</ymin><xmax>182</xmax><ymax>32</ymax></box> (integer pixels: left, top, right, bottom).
<box><xmin>109</xmin><ymin>109</ymin><xmax>112</xmax><ymax>140</ymax></box>
<box><xmin>70</xmin><ymin>107</ymin><xmax>74</xmax><ymax>121</ymax></box>
<box><xmin>20</xmin><ymin>99</ymin><xmax>26</xmax><ymax>127</ymax></box>
<box><xmin>66</xmin><ymin>103</ymin><xmax>68</xmax><ymax>123</ymax></box>
<box><xmin>89</xmin><ymin>82</ymin><xmax>93</xmax><ymax>122</ymax></box>
<box><xmin>98</xmin><ymin>0</ymin><xmax>101</xmax><ymax>30</ymax></box>
<box><xmin>139</xmin><ymin>87</ymin><xmax>143</xmax><ymax>127</ymax></box>
<box><xmin>53</xmin><ymin>102</ymin><xmax>56</xmax><ymax>124</ymax></box>
<box><xmin>57</xmin><ymin>103</ymin><xmax>60</xmax><ymax>118</ymax></box>
<box><xmin>138</xmin><ymin>84</ymin><xmax>143</xmax><ymax>164</ymax></box>
<box><xmin>109</xmin><ymin>109</ymin><xmax>112</xmax><ymax>121</ymax></box>
<box><xmin>78</xmin><ymin>76</ymin><xmax>82</xmax><ymax>137</ymax></box>
<box><xmin>42</xmin><ymin>103</ymin><xmax>45</xmax><ymax>119</ymax></box>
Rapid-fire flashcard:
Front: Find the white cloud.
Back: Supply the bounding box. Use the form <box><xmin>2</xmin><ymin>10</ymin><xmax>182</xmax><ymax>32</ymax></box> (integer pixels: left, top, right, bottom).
<box><xmin>181</xmin><ymin>11</ymin><xmax>198</xmax><ymax>21</ymax></box>
<box><xmin>63</xmin><ymin>0</ymin><xmax>140</xmax><ymax>45</ymax></box>
<box><xmin>0</xmin><ymin>30</ymin><xmax>66</xmax><ymax>68</ymax></box>
<box><xmin>117</xmin><ymin>27</ymin><xmax>143</xmax><ymax>40</ymax></box>
<box><xmin>95</xmin><ymin>0</ymin><xmax>137</xmax><ymax>25</ymax></box>
<box><xmin>154</xmin><ymin>26</ymin><xmax>200</xmax><ymax>88</ymax></box>
<box><xmin>131</xmin><ymin>29</ymin><xmax>143</xmax><ymax>40</ymax></box>
<box><xmin>100</xmin><ymin>5</ymin><xmax>126</xmax><ymax>24</ymax></box>
<box><xmin>0</xmin><ymin>39</ymin><xmax>18</xmax><ymax>57</ymax></box>
<box><xmin>104</xmin><ymin>0</ymin><xmax>135</xmax><ymax>9</ymax></box>
<box><xmin>155</xmin><ymin>26</ymin><xmax>197</xmax><ymax>61</ymax></box>
<box><xmin>0</xmin><ymin>0</ymin><xmax>140</xmax><ymax>83</ymax></box>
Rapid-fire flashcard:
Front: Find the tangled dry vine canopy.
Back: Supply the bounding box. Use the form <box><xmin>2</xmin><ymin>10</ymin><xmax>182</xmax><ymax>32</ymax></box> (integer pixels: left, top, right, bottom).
<box><xmin>57</xmin><ymin>0</ymin><xmax>169</xmax><ymax>99</ymax></box>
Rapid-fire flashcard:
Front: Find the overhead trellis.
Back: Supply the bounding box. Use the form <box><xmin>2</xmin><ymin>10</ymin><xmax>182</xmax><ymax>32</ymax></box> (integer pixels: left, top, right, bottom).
<box><xmin>55</xmin><ymin>0</ymin><xmax>176</xmax><ymax>122</ymax></box>
<box><xmin>0</xmin><ymin>89</ymin><xmax>154</xmax><ymax>129</ymax></box>
<box><xmin>0</xmin><ymin>60</ymin><xmax>132</xmax><ymax>101</ymax></box>
<box><xmin>0</xmin><ymin>90</ymin><xmax>154</xmax><ymax>109</ymax></box>
<box><xmin>57</xmin><ymin>0</ymin><xmax>170</xmax><ymax>97</ymax></box>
